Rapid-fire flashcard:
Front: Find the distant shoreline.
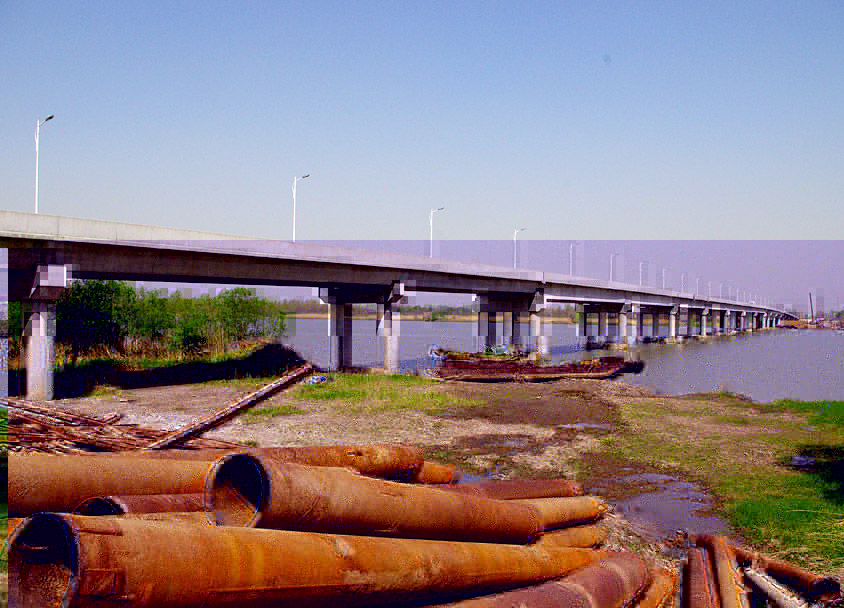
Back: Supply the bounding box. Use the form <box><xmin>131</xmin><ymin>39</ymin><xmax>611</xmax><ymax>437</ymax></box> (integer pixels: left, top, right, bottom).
<box><xmin>289</xmin><ymin>312</ymin><xmax>574</xmax><ymax>324</ymax></box>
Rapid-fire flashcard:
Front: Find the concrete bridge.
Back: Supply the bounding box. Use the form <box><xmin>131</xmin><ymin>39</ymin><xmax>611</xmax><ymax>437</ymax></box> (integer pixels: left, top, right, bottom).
<box><xmin>1</xmin><ymin>210</ymin><xmax>797</xmax><ymax>400</ymax></box>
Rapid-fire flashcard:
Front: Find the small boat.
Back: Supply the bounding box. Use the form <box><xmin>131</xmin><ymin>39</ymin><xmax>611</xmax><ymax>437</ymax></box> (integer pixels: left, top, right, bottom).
<box><xmin>432</xmin><ymin>354</ymin><xmax>644</xmax><ymax>382</ymax></box>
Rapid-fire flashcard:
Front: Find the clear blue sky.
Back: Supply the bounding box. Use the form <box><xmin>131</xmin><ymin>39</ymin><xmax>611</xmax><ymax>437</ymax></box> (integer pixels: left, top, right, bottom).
<box><xmin>2</xmin><ymin>1</ymin><xmax>843</xmax><ymax>240</ymax></box>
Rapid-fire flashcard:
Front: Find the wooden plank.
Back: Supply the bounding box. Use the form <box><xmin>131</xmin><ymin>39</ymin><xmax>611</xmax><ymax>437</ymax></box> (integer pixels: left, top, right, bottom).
<box><xmin>143</xmin><ymin>364</ymin><xmax>312</xmax><ymax>450</ymax></box>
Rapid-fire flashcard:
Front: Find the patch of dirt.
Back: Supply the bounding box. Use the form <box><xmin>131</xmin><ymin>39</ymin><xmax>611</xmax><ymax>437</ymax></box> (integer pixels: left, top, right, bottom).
<box><xmin>444</xmin><ymin>379</ymin><xmax>621</xmax><ymax>427</ymax></box>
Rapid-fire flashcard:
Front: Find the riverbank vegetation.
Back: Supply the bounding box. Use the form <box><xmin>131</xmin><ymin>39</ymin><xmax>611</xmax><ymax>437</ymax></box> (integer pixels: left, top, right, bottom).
<box><xmin>6</xmin><ymin>280</ymin><xmax>287</xmax><ymax>363</ymax></box>
<box><xmin>592</xmin><ymin>392</ymin><xmax>843</xmax><ymax>574</ymax></box>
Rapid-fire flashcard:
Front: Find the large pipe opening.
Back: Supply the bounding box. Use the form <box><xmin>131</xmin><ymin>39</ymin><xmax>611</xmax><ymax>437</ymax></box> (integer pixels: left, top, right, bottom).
<box><xmin>205</xmin><ymin>454</ymin><xmax>267</xmax><ymax>527</ymax></box>
<box><xmin>74</xmin><ymin>497</ymin><xmax>125</xmax><ymax>516</ymax></box>
<box><xmin>9</xmin><ymin>514</ymin><xmax>77</xmax><ymax>608</ymax></box>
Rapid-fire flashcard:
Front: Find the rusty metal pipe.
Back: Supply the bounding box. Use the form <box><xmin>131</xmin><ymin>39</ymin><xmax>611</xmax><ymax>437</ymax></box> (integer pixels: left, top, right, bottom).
<box><xmin>635</xmin><ymin>567</ymin><xmax>677</xmax><ymax>608</ymax></box>
<box><xmin>8</xmin><ymin>454</ymin><xmax>213</xmax><ymax>516</ymax></box>
<box><xmin>425</xmin><ymin>552</ymin><xmax>649</xmax><ymax>608</ymax></box>
<box><xmin>205</xmin><ymin>455</ymin><xmax>543</xmax><ymax>543</ymax></box>
<box><xmin>697</xmin><ymin>535</ymin><xmax>747</xmax><ymax>608</ymax></box>
<box><xmin>513</xmin><ymin>496</ymin><xmax>608</xmax><ymax>530</ymax></box>
<box><xmin>74</xmin><ymin>493</ymin><xmax>205</xmax><ymax>515</ymax></box>
<box><xmin>117</xmin><ymin>512</ymin><xmax>211</xmax><ymax>524</ymax></box>
<box><xmin>743</xmin><ymin>567</ymin><xmax>808</xmax><ymax>608</ymax></box>
<box><xmin>533</xmin><ymin>524</ymin><xmax>608</xmax><ymax>548</ymax></box>
<box><xmin>441</xmin><ymin>478</ymin><xmax>584</xmax><ymax>499</ymax></box>
<box><xmin>685</xmin><ymin>547</ymin><xmax>717</xmax><ymax>608</ymax></box>
<box><xmin>727</xmin><ymin>542</ymin><xmax>840</xmax><ymax>603</ymax></box>
<box><xmin>9</xmin><ymin>513</ymin><xmax>604</xmax><ymax>608</ymax></box>
<box><xmin>109</xmin><ymin>443</ymin><xmax>425</xmax><ymax>478</ymax></box>
<box><xmin>409</xmin><ymin>460</ymin><xmax>462</xmax><ymax>483</ymax></box>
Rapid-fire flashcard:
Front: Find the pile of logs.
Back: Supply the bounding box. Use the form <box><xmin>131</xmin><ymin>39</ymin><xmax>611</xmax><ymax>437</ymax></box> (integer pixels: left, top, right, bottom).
<box><xmin>7</xmin><ymin>445</ymin><xmax>677</xmax><ymax>608</ymax></box>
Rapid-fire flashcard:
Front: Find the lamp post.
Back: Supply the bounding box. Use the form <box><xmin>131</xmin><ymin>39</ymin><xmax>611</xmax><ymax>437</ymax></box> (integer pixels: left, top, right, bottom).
<box><xmin>513</xmin><ymin>228</ymin><xmax>526</xmax><ymax>269</ymax></box>
<box><xmin>609</xmin><ymin>253</ymin><xmax>619</xmax><ymax>282</ymax></box>
<box><xmin>291</xmin><ymin>174</ymin><xmax>310</xmax><ymax>242</ymax></box>
<box><xmin>569</xmin><ymin>242</ymin><xmax>575</xmax><ymax>275</ymax></box>
<box><xmin>639</xmin><ymin>262</ymin><xmax>646</xmax><ymax>286</ymax></box>
<box><xmin>34</xmin><ymin>114</ymin><xmax>55</xmax><ymax>214</ymax></box>
<box><xmin>429</xmin><ymin>207</ymin><xmax>444</xmax><ymax>258</ymax></box>
<box><xmin>662</xmin><ymin>267</ymin><xmax>668</xmax><ymax>290</ymax></box>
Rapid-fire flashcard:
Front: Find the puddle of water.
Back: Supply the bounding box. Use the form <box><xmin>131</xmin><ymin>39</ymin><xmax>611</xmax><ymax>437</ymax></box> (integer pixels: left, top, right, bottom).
<box><xmin>606</xmin><ymin>476</ymin><xmax>733</xmax><ymax>545</ymax></box>
<box><xmin>557</xmin><ymin>423</ymin><xmax>616</xmax><ymax>432</ymax></box>
<box><xmin>458</xmin><ymin>471</ymin><xmax>491</xmax><ymax>484</ymax></box>
<box><xmin>617</xmin><ymin>473</ymin><xmax>678</xmax><ymax>484</ymax></box>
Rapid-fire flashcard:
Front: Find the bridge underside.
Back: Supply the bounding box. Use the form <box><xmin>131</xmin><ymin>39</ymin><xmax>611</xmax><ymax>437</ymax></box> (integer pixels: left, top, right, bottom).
<box><xmin>3</xmin><ymin>230</ymin><xmax>793</xmax><ymax>400</ymax></box>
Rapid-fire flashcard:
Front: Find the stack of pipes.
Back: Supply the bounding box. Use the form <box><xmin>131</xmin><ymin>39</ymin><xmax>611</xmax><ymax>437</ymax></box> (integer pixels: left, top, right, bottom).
<box><xmin>684</xmin><ymin>534</ymin><xmax>841</xmax><ymax>608</ymax></box>
<box><xmin>7</xmin><ymin>444</ymin><xmax>677</xmax><ymax>608</ymax></box>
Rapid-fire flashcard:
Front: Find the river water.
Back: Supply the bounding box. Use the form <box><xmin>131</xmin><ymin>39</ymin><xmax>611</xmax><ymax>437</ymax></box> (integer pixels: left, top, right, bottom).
<box><xmin>285</xmin><ymin>318</ymin><xmax>843</xmax><ymax>402</ymax></box>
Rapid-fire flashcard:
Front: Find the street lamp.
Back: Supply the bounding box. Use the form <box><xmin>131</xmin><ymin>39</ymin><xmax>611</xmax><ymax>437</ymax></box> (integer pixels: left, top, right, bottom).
<box><xmin>291</xmin><ymin>174</ymin><xmax>310</xmax><ymax>242</ymax></box>
<box><xmin>35</xmin><ymin>114</ymin><xmax>55</xmax><ymax>214</ymax></box>
<box><xmin>429</xmin><ymin>207</ymin><xmax>444</xmax><ymax>258</ymax></box>
<box><xmin>513</xmin><ymin>228</ymin><xmax>526</xmax><ymax>269</ymax></box>
<box><xmin>662</xmin><ymin>267</ymin><xmax>668</xmax><ymax>290</ymax></box>
<box><xmin>569</xmin><ymin>242</ymin><xmax>575</xmax><ymax>275</ymax></box>
<box><xmin>639</xmin><ymin>262</ymin><xmax>646</xmax><ymax>286</ymax></box>
<box><xmin>609</xmin><ymin>253</ymin><xmax>619</xmax><ymax>282</ymax></box>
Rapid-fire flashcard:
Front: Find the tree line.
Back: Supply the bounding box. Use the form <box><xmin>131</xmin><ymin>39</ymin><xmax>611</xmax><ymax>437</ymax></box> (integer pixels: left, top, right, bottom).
<box><xmin>5</xmin><ymin>281</ymin><xmax>286</xmax><ymax>361</ymax></box>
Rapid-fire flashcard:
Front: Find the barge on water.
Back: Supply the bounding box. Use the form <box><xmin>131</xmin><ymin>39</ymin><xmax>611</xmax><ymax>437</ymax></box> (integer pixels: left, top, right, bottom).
<box><xmin>432</xmin><ymin>354</ymin><xmax>644</xmax><ymax>382</ymax></box>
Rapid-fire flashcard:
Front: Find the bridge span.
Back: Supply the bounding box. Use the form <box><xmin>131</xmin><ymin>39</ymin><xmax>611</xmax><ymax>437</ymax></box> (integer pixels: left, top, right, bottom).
<box><xmin>1</xmin><ymin>210</ymin><xmax>797</xmax><ymax>400</ymax></box>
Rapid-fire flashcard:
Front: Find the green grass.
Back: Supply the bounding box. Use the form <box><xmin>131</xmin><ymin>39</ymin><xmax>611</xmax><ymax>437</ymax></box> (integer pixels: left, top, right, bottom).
<box><xmin>245</xmin><ymin>404</ymin><xmax>305</xmax><ymax>419</ymax></box>
<box><xmin>763</xmin><ymin>399</ymin><xmax>844</xmax><ymax>427</ymax></box>
<box><xmin>290</xmin><ymin>373</ymin><xmax>480</xmax><ymax>414</ymax></box>
<box><xmin>598</xmin><ymin>395</ymin><xmax>844</xmax><ymax>573</ymax></box>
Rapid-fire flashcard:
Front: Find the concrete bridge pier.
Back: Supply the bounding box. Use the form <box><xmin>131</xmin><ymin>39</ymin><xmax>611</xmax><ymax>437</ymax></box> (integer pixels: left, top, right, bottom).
<box><xmin>528</xmin><ymin>291</ymin><xmax>549</xmax><ymax>358</ymax></box>
<box><xmin>597</xmin><ymin>309</ymin><xmax>608</xmax><ymax>338</ymax></box>
<box><xmin>635</xmin><ymin>306</ymin><xmax>644</xmax><ymax>341</ymax></box>
<box><xmin>503</xmin><ymin>310</ymin><xmax>523</xmax><ymax>349</ymax></box>
<box><xmin>23</xmin><ymin>264</ymin><xmax>69</xmax><ymax>400</ymax></box>
<box><xmin>529</xmin><ymin>309</ymin><xmax>549</xmax><ymax>358</ymax></box>
<box><xmin>322</xmin><ymin>282</ymin><xmax>405</xmax><ymax>372</ymax></box>
<box><xmin>576</xmin><ymin>304</ymin><xmax>588</xmax><ymax>338</ymax></box>
<box><xmin>376</xmin><ymin>301</ymin><xmax>400</xmax><ymax>373</ymax></box>
<box><xmin>668</xmin><ymin>307</ymin><xmax>679</xmax><ymax>341</ymax></box>
<box><xmin>618</xmin><ymin>307</ymin><xmax>629</xmax><ymax>345</ymax></box>
<box><xmin>26</xmin><ymin>300</ymin><xmax>57</xmax><ymax>401</ymax></box>
<box><xmin>328</xmin><ymin>302</ymin><xmax>353</xmax><ymax>371</ymax></box>
<box><xmin>701</xmin><ymin>309</ymin><xmax>709</xmax><ymax>337</ymax></box>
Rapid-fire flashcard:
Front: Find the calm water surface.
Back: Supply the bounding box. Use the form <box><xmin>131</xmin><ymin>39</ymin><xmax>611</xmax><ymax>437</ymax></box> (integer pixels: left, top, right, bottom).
<box><xmin>285</xmin><ymin>318</ymin><xmax>843</xmax><ymax>402</ymax></box>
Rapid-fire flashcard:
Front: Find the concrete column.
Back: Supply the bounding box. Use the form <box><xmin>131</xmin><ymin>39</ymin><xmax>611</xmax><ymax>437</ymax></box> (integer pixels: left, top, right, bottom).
<box><xmin>577</xmin><ymin>305</ymin><xmax>588</xmax><ymax>337</ymax></box>
<box><xmin>477</xmin><ymin>310</ymin><xmax>497</xmax><ymax>350</ymax></box>
<box><xmin>598</xmin><ymin>309</ymin><xmax>608</xmax><ymax>337</ymax></box>
<box><xmin>618</xmin><ymin>310</ymin><xmax>628</xmax><ymax>343</ymax></box>
<box><xmin>668</xmin><ymin>310</ymin><xmax>678</xmax><ymax>340</ymax></box>
<box><xmin>635</xmin><ymin>308</ymin><xmax>644</xmax><ymax>341</ymax></box>
<box><xmin>26</xmin><ymin>301</ymin><xmax>56</xmax><ymax>400</ymax></box>
<box><xmin>503</xmin><ymin>309</ymin><xmax>523</xmax><ymax>349</ymax></box>
<box><xmin>376</xmin><ymin>302</ymin><xmax>400</xmax><ymax>372</ymax></box>
<box><xmin>328</xmin><ymin>302</ymin><xmax>353</xmax><ymax>370</ymax></box>
<box><xmin>530</xmin><ymin>309</ymin><xmax>549</xmax><ymax>357</ymax></box>
<box><xmin>701</xmin><ymin>312</ymin><xmax>708</xmax><ymax>337</ymax></box>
